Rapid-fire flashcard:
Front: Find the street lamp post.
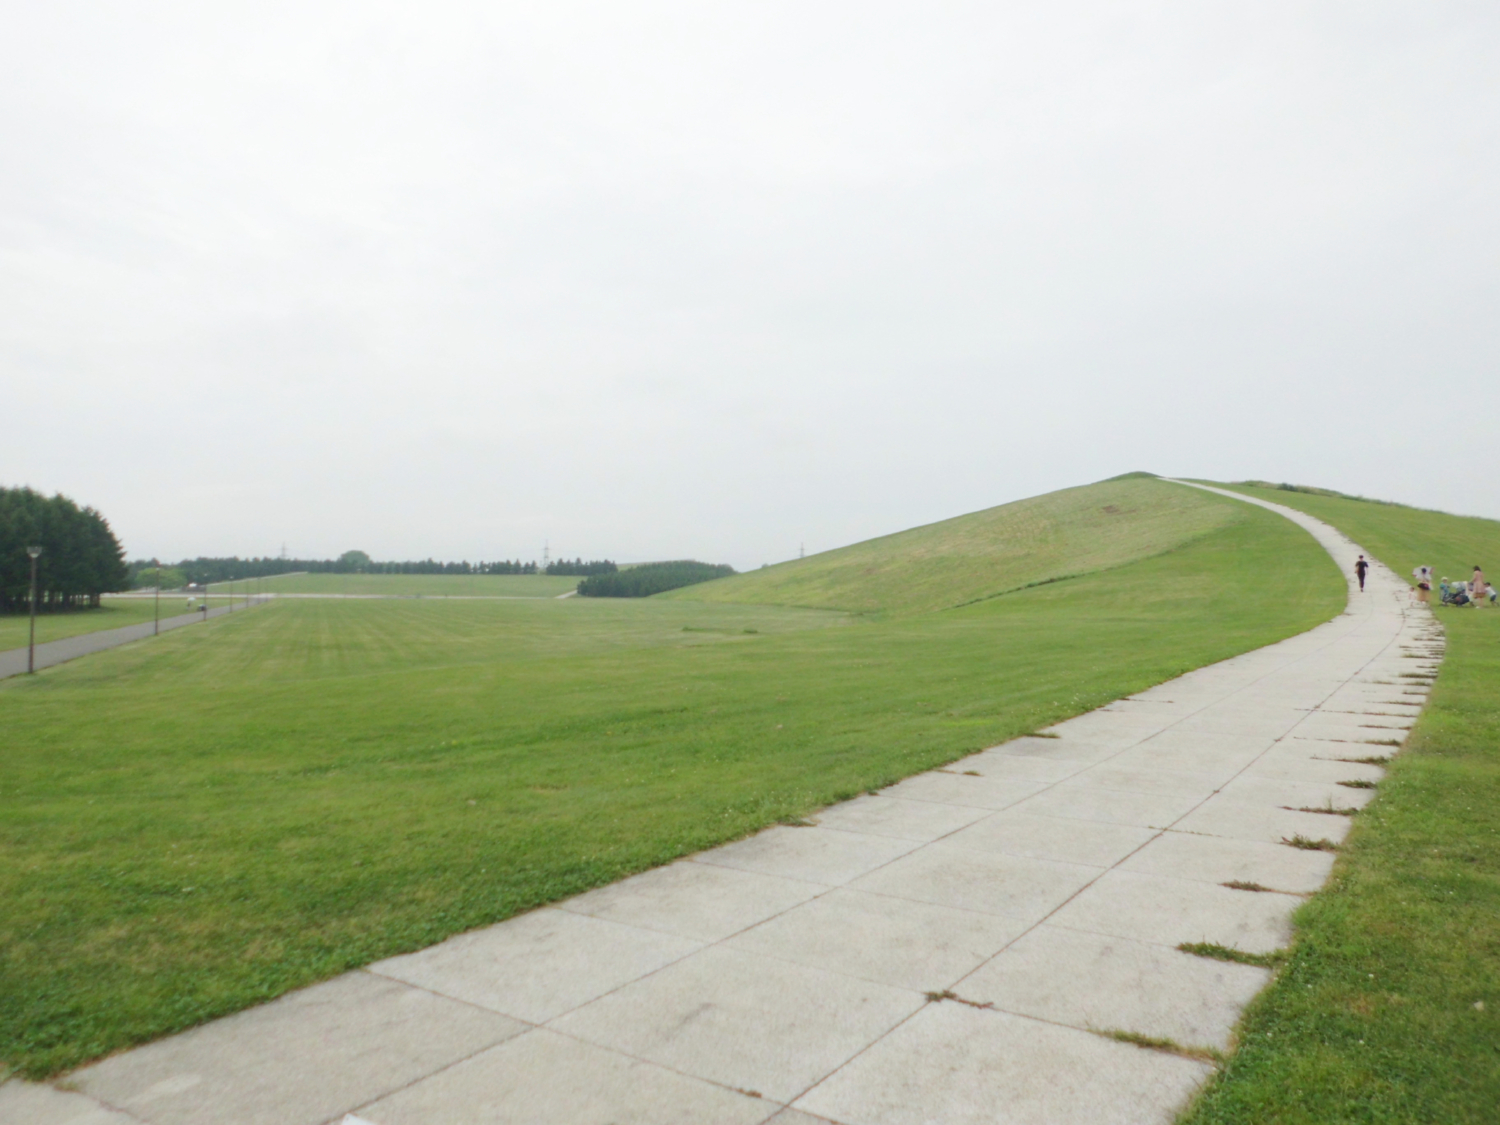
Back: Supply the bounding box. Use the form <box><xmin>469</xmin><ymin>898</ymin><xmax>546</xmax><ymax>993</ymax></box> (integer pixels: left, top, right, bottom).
<box><xmin>26</xmin><ymin>545</ymin><xmax>42</xmax><ymax>674</ymax></box>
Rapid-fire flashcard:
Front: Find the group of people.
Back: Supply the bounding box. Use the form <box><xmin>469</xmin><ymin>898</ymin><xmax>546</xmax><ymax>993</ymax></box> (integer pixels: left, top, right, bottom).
<box><xmin>1406</xmin><ymin>562</ymin><xmax>1493</xmax><ymax>606</ymax></box>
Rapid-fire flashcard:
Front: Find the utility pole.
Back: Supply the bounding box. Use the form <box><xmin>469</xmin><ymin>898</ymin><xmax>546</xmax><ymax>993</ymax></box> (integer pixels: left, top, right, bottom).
<box><xmin>800</xmin><ymin>543</ymin><xmax>805</xmax><ymax>559</ymax></box>
<box><xmin>26</xmin><ymin>546</ymin><xmax>42</xmax><ymax>673</ymax></box>
<box><xmin>153</xmin><ymin>558</ymin><xmax>161</xmax><ymax>635</ymax></box>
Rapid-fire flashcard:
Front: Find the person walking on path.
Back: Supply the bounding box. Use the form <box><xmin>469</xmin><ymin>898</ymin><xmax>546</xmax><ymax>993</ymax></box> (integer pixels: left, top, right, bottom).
<box><xmin>1355</xmin><ymin>555</ymin><xmax>1370</xmax><ymax>592</ymax></box>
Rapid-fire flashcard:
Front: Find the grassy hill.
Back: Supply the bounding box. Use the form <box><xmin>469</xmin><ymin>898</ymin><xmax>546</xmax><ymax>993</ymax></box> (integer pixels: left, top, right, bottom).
<box><xmin>663</xmin><ymin>475</ymin><xmax>1243</xmax><ymax>614</ymax></box>
<box><xmin>0</xmin><ymin>479</ymin><xmax>1344</xmax><ymax>1079</ymax></box>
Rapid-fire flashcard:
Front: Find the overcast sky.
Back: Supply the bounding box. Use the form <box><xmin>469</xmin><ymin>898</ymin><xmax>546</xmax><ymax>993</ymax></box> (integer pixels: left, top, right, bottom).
<box><xmin>3</xmin><ymin>2</ymin><xmax>1497</xmax><ymax>568</ymax></box>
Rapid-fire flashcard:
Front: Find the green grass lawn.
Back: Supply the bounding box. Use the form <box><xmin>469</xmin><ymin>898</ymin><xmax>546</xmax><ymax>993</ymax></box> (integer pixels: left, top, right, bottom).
<box><xmin>1177</xmin><ymin>483</ymin><xmax>1500</xmax><ymax>1125</ymax></box>
<box><xmin>0</xmin><ymin>483</ymin><xmax>1343</xmax><ymax>1079</ymax></box>
<box><xmin>0</xmin><ymin>597</ymin><xmax>238</xmax><ymax>652</ymax></box>
<box><xmin>666</xmin><ymin>474</ymin><xmax>1241</xmax><ymax>614</ymax></box>
<box><xmin>225</xmin><ymin>572</ymin><xmax>580</xmax><ymax>597</ymax></box>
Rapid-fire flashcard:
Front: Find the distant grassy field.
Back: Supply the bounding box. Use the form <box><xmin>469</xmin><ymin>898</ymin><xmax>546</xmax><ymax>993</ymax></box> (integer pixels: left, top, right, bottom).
<box><xmin>665</xmin><ymin>474</ymin><xmax>1240</xmax><ymax>615</ymax></box>
<box><xmin>0</xmin><ymin>596</ymin><xmax>236</xmax><ymax>652</ymax></box>
<box><xmin>0</xmin><ymin>482</ymin><xmax>1343</xmax><ymax>1078</ymax></box>
<box><xmin>1179</xmin><ymin>483</ymin><xmax>1500</xmax><ymax>1125</ymax></box>
<box><xmin>213</xmin><ymin>572</ymin><xmax>580</xmax><ymax>597</ymax></box>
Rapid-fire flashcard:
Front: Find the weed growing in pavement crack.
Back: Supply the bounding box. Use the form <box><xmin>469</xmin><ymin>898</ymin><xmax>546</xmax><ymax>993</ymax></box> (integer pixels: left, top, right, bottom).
<box><xmin>1178</xmin><ymin>941</ymin><xmax>1287</xmax><ymax>969</ymax></box>
<box><xmin>924</xmin><ymin>989</ymin><xmax>994</xmax><ymax>1009</ymax></box>
<box><xmin>1091</xmin><ymin>1028</ymin><xmax>1224</xmax><ymax>1064</ymax></box>
<box><xmin>1282</xmin><ymin>835</ymin><xmax>1339</xmax><ymax>851</ymax></box>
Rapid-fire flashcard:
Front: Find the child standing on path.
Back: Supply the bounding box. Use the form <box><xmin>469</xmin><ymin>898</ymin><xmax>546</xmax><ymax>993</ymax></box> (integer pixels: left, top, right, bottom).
<box><xmin>1355</xmin><ymin>555</ymin><xmax>1369</xmax><ymax>592</ymax></box>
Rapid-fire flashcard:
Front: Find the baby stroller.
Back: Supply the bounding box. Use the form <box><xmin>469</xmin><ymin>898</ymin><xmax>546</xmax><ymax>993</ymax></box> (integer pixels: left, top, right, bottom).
<box><xmin>1439</xmin><ymin>579</ymin><xmax>1472</xmax><ymax>607</ymax></box>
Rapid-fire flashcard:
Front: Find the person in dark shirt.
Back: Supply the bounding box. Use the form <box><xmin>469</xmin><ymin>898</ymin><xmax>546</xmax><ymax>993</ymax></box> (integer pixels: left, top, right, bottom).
<box><xmin>1355</xmin><ymin>555</ymin><xmax>1369</xmax><ymax>591</ymax></box>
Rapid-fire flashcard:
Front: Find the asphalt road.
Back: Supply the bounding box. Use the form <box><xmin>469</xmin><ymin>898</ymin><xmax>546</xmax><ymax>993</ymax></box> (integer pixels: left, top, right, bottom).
<box><xmin>0</xmin><ymin>601</ymin><xmax>263</xmax><ymax>680</ymax></box>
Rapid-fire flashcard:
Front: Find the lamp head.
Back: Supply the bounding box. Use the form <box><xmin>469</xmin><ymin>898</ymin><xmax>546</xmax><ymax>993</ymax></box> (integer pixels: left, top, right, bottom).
<box><xmin>26</xmin><ymin>545</ymin><xmax>42</xmax><ymax>559</ymax></box>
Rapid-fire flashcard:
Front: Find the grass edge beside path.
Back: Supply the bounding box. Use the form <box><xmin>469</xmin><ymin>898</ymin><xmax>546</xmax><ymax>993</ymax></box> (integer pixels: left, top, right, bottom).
<box><xmin>1176</xmin><ymin>484</ymin><xmax>1500</xmax><ymax>1125</ymax></box>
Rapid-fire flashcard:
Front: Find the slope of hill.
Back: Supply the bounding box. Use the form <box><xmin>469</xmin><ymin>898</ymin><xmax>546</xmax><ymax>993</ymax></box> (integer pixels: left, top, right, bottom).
<box><xmin>0</xmin><ymin>475</ymin><xmax>1346</xmax><ymax>1080</ymax></box>
<box><xmin>665</xmin><ymin>474</ymin><xmax>1249</xmax><ymax>614</ymax></box>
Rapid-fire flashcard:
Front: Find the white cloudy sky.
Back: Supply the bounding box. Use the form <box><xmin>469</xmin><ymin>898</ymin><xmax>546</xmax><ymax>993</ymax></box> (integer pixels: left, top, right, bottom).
<box><xmin>3</xmin><ymin>2</ymin><xmax>1497</xmax><ymax>567</ymax></box>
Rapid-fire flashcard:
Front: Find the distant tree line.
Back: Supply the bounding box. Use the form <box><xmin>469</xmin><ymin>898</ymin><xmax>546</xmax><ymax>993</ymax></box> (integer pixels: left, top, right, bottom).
<box><xmin>126</xmin><ymin>553</ymin><xmax>619</xmax><ymax>587</ymax></box>
<box><xmin>545</xmin><ymin>558</ymin><xmax>617</xmax><ymax>576</ymax></box>
<box><xmin>1</xmin><ymin>486</ymin><xmax>130</xmax><ymax>612</ymax></box>
<box><xmin>577</xmin><ymin>560</ymin><xmax>734</xmax><ymax>598</ymax></box>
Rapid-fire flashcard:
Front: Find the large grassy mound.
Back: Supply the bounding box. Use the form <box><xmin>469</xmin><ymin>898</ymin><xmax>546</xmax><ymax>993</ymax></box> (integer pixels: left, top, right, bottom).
<box><xmin>0</xmin><ymin>482</ymin><xmax>1343</xmax><ymax>1079</ymax></box>
<box><xmin>1180</xmin><ymin>483</ymin><xmax>1500</xmax><ymax>1125</ymax></box>
<box><xmin>663</xmin><ymin>475</ymin><xmax>1241</xmax><ymax>614</ymax></box>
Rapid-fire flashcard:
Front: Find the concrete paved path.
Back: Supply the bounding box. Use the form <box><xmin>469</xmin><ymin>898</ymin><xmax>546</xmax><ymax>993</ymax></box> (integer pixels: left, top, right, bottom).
<box><xmin>0</xmin><ymin>600</ymin><xmax>267</xmax><ymax>680</ymax></box>
<box><xmin>0</xmin><ymin>485</ymin><xmax>1441</xmax><ymax>1125</ymax></box>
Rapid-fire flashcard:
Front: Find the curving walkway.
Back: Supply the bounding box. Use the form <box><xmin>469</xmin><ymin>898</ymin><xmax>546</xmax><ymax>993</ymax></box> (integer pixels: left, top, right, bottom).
<box><xmin>0</xmin><ymin>485</ymin><xmax>1441</xmax><ymax>1125</ymax></box>
<box><xmin>0</xmin><ymin>600</ymin><xmax>268</xmax><ymax>681</ymax></box>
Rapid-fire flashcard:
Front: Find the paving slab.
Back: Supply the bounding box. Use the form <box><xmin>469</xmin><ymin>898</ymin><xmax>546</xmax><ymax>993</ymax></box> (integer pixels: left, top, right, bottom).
<box><xmin>875</xmin><ymin>771</ymin><xmax>1047</xmax><ymax>810</ymax></box>
<box><xmin>1049</xmin><ymin>869</ymin><xmax>1301</xmax><ymax>953</ymax></box>
<box><xmin>369</xmin><ymin>908</ymin><xmax>701</xmax><ymax>1023</ymax></box>
<box><xmin>848</xmin><ymin>842</ymin><xmax>1101</xmax><ymax>920</ymax></box>
<box><xmin>793</xmin><ymin>1002</ymin><xmax>1211</xmax><ymax>1125</ymax></box>
<box><xmin>942</xmin><ymin>810</ymin><xmax>1159</xmax><ymax>867</ymax></box>
<box><xmin>959</xmin><ymin>924</ymin><xmax>1269</xmax><ymax>1050</ymax></box>
<box><xmin>949</xmin><ymin>749</ymin><xmax>1092</xmax><ymax>783</ymax></box>
<box><xmin>1173</xmin><ymin>795</ymin><xmax>1355</xmax><ymax>846</ymax></box>
<box><xmin>691</xmin><ymin>826</ymin><xmax>921</xmax><ymax>885</ymax></box>
<box><xmin>352</xmin><ymin>1029</ymin><xmax>775</xmax><ymax>1125</ymax></box>
<box><xmin>1119</xmin><ymin>831</ymin><xmax>1335</xmax><ymax>894</ymax></box>
<box><xmin>1240</xmin><ymin>753</ymin><xmax>1385</xmax><ymax>786</ymax></box>
<box><xmin>0</xmin><ymin>1082</ymin><xmax>141</xmax><ymax>1125</ymax></box>
<box><xmin>1010</xmin><ymin>781</ymin><xmax>1205</xmax><ymax>829</ymax></box>
<box><xmin>556</xmin><ymin>860</ymin><xmax>825</xmax><ymax>942</ymax></box>
<box><xmin>1217</xmin><ymin>774</ymin><xmax>1375</xmax><ymax>812</ymax></box>
<box><xmin>72</xmin><ymin>972</ymin><xmax>523</xmax><ymax>1125</ymax></box>
<box><xmin>549</xmin><ymin>945</ymin><xmax>924</xmax><ymax>1105</ymax></box>
<box><xmin>1068</xmin><ymin>763</ymin><xmax>1232</xmax><ymax>796</ymax></box>
<box><xmin>992</xmin><ymin>735</ymin><xmax>1128</xmax><ymax>762</ymax></box>
<box><xmin>808</xmin><ymin>793</ymin><xmax>993</xmax><ymax>841</ymax></box>
<box><xmin>722</xmin><ymin>886</ymin><xmax>1029</xmax><ymax>991</ymax></box>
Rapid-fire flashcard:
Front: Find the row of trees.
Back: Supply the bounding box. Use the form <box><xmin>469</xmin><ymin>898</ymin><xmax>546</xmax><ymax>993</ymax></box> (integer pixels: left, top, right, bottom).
<box><xmin>545</xmin><ymin>558</ymin><xmax>617</xmax><ymax>576</ymax></box>
<box><xmin>577</xmin><ymin>560</ymin><xmax>735</xmax><ymax>598</ymax></box>
<box><xmin>127</xmin><ymin>553</ymin><xmax>620</xmax><ymax>587</ymax></box>
<box><xmin>1</xmin><ymin>487</ymin><xmax>130</xmax><ymax>612</ymax></box>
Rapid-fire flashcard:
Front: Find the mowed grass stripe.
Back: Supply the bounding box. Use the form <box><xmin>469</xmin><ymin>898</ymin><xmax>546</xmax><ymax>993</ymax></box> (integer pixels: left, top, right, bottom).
<box><xmin>1177</xmin><ymin>483</ymin><xmax>1500</xmax><ymax>1125</ymax></box>
<box><xmin>0</xmin><ymin>490</ymin><xmax>1341</xmax><ymax>1078</ymax></box>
